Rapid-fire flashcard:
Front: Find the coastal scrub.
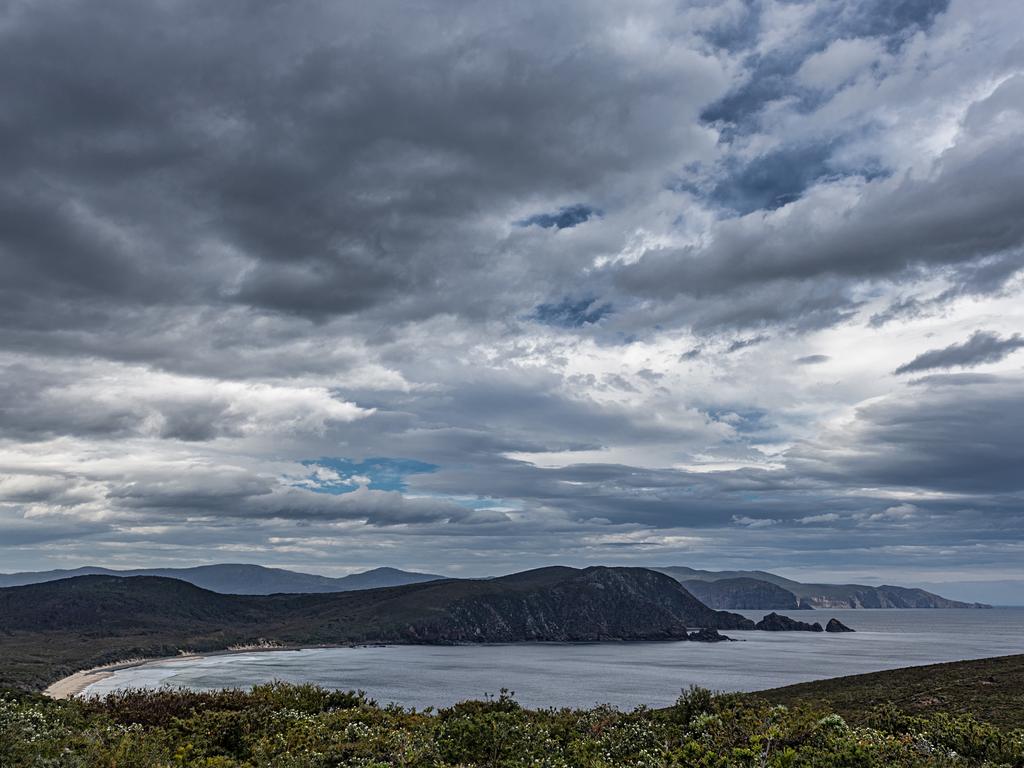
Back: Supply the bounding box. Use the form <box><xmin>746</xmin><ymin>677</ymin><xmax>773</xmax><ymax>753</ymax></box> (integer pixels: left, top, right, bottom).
<box><xmin>1</xmin><ymin>684</ymin><xmax>1022</xmax><ymax>767</ymax></box>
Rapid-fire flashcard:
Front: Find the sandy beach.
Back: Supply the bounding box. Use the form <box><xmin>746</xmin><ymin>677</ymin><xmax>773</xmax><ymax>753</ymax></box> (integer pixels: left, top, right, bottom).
<box><xmin>44</xmin><ymin>659</ymin><xmax>148</xmax><ymax>699</ymax></box>
<box><xmin>42</xmin><ymin>644</ymin><xmax>311</xmax><ymax>700</ymax></box>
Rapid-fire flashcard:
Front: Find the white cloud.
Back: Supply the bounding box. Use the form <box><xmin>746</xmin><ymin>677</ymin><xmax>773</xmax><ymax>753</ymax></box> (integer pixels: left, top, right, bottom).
<box><xmin>797</xmin><ymin>38</ymin><xmax>884</xmax><ymax>90</ymax></box>
<box><xmin>0</xmin><ymin>0</ymin><xmax>1020</xmax><ymax>583</ymax></box>
<box><xmin>798</xmin><ymin>513</ymin><xmax>841</xmax><ymax>525</ymax></box>
<box><xmin>732</xmin><ymin>516</ymin><xmax>780</xmax><ymax>528</ymax></box>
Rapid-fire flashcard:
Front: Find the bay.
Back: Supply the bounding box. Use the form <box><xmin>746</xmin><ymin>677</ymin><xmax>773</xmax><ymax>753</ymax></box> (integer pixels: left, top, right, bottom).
<box><xmin>84</xmin><ymin>608</ymin><xmax>1024</xmax><ymax>709</ymax></box>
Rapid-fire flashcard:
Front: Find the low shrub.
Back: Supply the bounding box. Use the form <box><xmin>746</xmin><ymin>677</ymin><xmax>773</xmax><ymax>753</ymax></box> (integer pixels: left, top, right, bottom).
<box><xmin>0</xmin><ymin>685</ymin><xmax>1020</xmax><ymax>767</ymax></box>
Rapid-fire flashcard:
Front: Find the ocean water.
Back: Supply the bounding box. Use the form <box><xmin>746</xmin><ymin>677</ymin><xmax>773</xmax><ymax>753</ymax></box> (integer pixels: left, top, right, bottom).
<box><xmin>84</xmin><ymin>608</ymin><xmax>1024</xmax><ymax>710</ymax></box>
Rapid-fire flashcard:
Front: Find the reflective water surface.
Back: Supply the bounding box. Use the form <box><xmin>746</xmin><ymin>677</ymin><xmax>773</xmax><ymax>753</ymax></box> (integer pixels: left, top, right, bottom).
<box><xmin>85</xmin><ymin>608</ymin><xmax>1024</xmax><ymax>709</ymax></box>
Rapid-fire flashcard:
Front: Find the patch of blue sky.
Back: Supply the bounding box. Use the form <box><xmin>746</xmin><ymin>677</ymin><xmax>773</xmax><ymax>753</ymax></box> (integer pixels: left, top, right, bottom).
<box><xmin>516</xmin><ymin>203</ymin><xmax>599</xmax><ymax>230</ymax></box>
<box><xmin>674</xmin><ymin>140</ymin><xmax>893</xmax><ymax>216</ymax></box>
<box><xmin>533</xmin><ymin>296</ymin><xmax>613</xmax><ymax>328</ymax></box>
<box><xmin>300</xmin><ymin>457</ymin><xmax>438</xmax><ymax>495</ymax></box>
<box><xmin>707</xmin><ymin>407</ymin><xmax>772</xmax><ymax>435</ymax></box>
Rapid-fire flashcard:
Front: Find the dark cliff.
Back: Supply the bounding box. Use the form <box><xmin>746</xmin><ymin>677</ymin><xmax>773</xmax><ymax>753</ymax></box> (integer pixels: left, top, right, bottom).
<box><xmin>656</xmin><ymin>567</ymin><xmax>990</xmax><ymax>609</ymax></box>
<box><xmin>680</xmin><ymin>577</ymin><xmax>805</xmax><ymax>611</ymax></box>
<box><xmin>408</xmin><ymin>567</ymin><xmax>753</xmax><ymax>641</ymax></box>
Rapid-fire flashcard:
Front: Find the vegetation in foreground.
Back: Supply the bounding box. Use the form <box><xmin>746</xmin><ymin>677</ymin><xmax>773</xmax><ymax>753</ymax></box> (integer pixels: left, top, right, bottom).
<box><xmin>761</xmin><ymin>654</ymin><xmax>1024</xmax><ymax>730</ymax></box>
<box><xmin>2</xmin><ymin>684</ymin><xmax>1023</xmax><ymax>767</ymax></box>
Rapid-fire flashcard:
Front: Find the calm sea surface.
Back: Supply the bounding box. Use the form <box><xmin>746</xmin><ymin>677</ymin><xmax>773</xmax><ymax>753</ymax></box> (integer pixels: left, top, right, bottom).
<box><xmin>84</xmin><ymin>608</ymin><xmax>1024</xmax><ymax>709</ymax></box>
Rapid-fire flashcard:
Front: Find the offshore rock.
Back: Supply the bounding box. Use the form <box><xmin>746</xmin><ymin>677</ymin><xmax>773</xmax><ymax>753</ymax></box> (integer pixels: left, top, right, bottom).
<box><xmin>825</xmin><ymin>618</ymin><xmax>855</xmax><ymax>632</ymax></box>
<box><xmin>688</xmin><ymin>627</ymin><xmax>731</xmax><ymax>642</ymax></box>
<box><xmin>755</xmin><ymin>612</ymin><xmax>824</xmax><ymax>632</ymax></box>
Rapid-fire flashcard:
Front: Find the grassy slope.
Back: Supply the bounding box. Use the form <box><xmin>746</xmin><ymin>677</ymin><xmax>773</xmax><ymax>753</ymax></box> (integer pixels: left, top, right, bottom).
<box><xmin>757</xmin><ymin>653</ymin><xmax>1024</xmax><ymax>728</ymax></box>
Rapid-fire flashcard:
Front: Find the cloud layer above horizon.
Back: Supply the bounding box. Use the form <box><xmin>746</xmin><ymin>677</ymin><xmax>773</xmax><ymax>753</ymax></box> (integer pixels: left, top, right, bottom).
<box><xmin>1</xmin><ymin>0</ymin><xmax>1022</xmax><ymax>592</ymax></box>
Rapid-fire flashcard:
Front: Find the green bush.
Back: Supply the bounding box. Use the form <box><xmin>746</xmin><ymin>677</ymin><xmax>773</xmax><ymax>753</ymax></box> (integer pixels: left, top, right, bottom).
<box><xmin>0</xmin><ymin>685</ymin><xmax>1020</xmax><ymax>767</ymax></box>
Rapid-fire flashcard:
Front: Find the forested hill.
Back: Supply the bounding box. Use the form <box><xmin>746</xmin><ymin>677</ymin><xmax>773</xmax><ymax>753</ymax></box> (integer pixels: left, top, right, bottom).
<box><xmin>0</xmin><ymin>566</ymin><xmax>752</xmax><ymax>690</ymax></box>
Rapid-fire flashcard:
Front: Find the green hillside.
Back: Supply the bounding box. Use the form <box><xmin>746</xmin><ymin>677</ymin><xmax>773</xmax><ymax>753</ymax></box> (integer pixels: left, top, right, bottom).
<box><xmin>759</xmin><ymin>653</ymin><xmax>1024</xmax><ymax>729</ymax></box>
<box><xmin>0</xmin><ymin>567</ymin><xmax>751</xmax><ymax>690</ymax></box>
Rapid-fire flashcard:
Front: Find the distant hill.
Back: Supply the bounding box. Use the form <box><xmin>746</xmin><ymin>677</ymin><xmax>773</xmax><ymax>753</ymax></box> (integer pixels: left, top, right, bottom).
<box><xmin>0</xmin><ymin>564</ymin><xmax>445</xmax><ymax>594</ymax></box>
<box><xmin>0</xmin><ymin>566</ymin><xmax>753</xmax><ymax>690</ymax></box>
<box><xmin>655</xmin><ymin>567</ymin><xmax>990</xmax><ymax>609</ymax></box>
<box><xmin>3</xmin><ymin>564</ymin><xmax>988</xmax><ymax>607</ymax></box>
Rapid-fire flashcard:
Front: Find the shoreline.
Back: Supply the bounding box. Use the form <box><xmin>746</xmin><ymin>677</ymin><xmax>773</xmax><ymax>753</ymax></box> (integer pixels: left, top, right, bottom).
<box><xmin>43</xmin><ymin>635</ymin><xmax>1024</xmax><ymax>702</ymax></box>
<box><xmin>44</xmin><ymin>658</ymin><xmax>150</xmax><ymax>699</ymax></box>
<box><xmin>40</xmin><ymin>638</ymin><xmax>695</xmax><ymax>699</ymax></box>
<box><xmin>43</xmin><ymin>643</ymin><xmax>362</xmax><ymax>700</ymax></box>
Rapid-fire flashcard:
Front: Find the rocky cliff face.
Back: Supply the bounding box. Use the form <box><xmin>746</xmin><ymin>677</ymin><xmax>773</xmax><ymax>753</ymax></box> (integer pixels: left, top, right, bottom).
<box><xmin>657</xmin><ymin>567</ymin><xmax>990</xmax><ymax>609</ymax></box>
<box><xmin>798</xmin><ymin>586</ymin><xmax>988</xmax><ymax>609</ymax></box>
<box><xmin>399</xmin><ymin>567</ymin><xmax>754</xmax><ymax>642</ymax></box>
<box><xmin>680</xmin><ymin>578</ymin><xmax>805</xmax><ymax>610</ymax></box>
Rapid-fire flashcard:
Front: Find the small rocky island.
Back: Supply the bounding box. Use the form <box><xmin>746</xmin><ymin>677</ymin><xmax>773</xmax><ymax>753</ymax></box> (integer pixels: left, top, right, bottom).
<box><xmin>688</xmin><ymin>627</ymin><xmax>732</xmax><ymax>642</ymax></box>
<box><xmin>752</xmin><ymin>612</ymin><xmax>857</xmax><ymax>632</ymax></box>
<box><xmin>755</xmin><ymin>612</ymin><xmax>824</xmax><ymax>631</ymax></box>
<box><xmin>825</xmin><ymin>618</ymin><xmax>855</xmax><ymax>632</ymax></box>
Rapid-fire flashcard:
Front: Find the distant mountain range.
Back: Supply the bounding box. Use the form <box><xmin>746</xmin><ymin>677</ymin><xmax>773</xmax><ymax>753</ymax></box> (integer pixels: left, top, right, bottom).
<box><xmin>0</xmin><ymin>564</ymin><xmax>445</xmax><ymax>595</ymax></box>
<box><xmin>654</xmin><ymin>567</ymin><xmax>991</xmax><ymax>609</ymax></box>
<box><xmin>0</xmin><ymin>566</ymin><xmax>752</xmax><ymax>689</ymax></box>
<box><xmin>0</xmin><ymin>563</ymin><xmax>994</xmax><ymax>608</ymax></box>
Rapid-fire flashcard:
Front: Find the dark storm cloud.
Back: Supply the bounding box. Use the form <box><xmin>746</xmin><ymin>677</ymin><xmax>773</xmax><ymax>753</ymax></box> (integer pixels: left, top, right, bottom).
<box><xmin>616</xmin><ymin>118</ymin><xmax>1024</xmax><ymax>304</ymax></box>
<box><xmin>0</xmin><ymin>0</ymin><xmax>724</xmax><ymax>328</ymax></box>
<box><xmin>870</xmin><ymin>252</ymin><xmax>1024</xmax><ymax>327</ymax></box>
<box><xmin>788</xmin><ymin>375</ymin><xmax>1024</xmax><ymax>494</ymax></box>
<box><xmin>0</xmin><ymin>0</ymin><xmax>1015</xmax><ymax>347</ymax></box>
<box><xmin>368</xmin><ymin>368</ymin><xmax>715</xmax><ymax>454</ymax></box>
<box><xmin>626</xmin><ymin>71</ymin><xmax>1023</xmax><ymax>331</ymax></box>
<box><xmin>107</xmin><ymin>470</ymin><xmax>275</xmax><ymax>510</ymax></box>
<box><xmin>413</xmin><ymin>460</ymin><xmax>830</xmax><ymax>530</ymax></box>
<box><xmin>0</xmin><ymin>518</ymin><xmax>111</xmax><ymax>547</ymax></box>
<box><xmin>78</xmin><ymin>461</ymin><xmax>492</xmax><ymax>527</ymax></box>
<box><xmin>0</xmin><ymin>364</ymin><xmax>144</xmax><ymax>440</ymax></box>
<box><xmin>726</xmin><ymin>335</ymin><xmax>769</xmax><ymax>353</ymax></box>
<box><xmin>0</xmin><ymin>360</ymin><xmax>367</xmax><ymax>442</ymax></box>
<box><xmin>795</xmin><ymin>354</ymin><xmax>830</xmax><ymax>365</ymax></box>
<box><xmin>111</xmin><ymin>480</ymin><xmax>484</xmax><ymax>527</ymax></box>
<box><xmin>894</xmin><ymin>331</ymin><xmax>1024</xmax><ymax>374</ymax></box>
<box><xmin>685</xmin><ymin>278</ymin><xmax>863</xmax><ymax>332</ymax></box>
<box><xmin>1</xmin><ymin>0</ymin><xmax>1022</xmax><ymax>581</ymax></box>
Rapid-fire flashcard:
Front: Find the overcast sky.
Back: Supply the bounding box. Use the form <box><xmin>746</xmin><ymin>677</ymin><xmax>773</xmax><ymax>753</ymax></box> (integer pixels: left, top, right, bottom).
<box><xmin>2</xmin><ymin>0</ymin><xmax>1022</xmax><ymax>599</ymax></box>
